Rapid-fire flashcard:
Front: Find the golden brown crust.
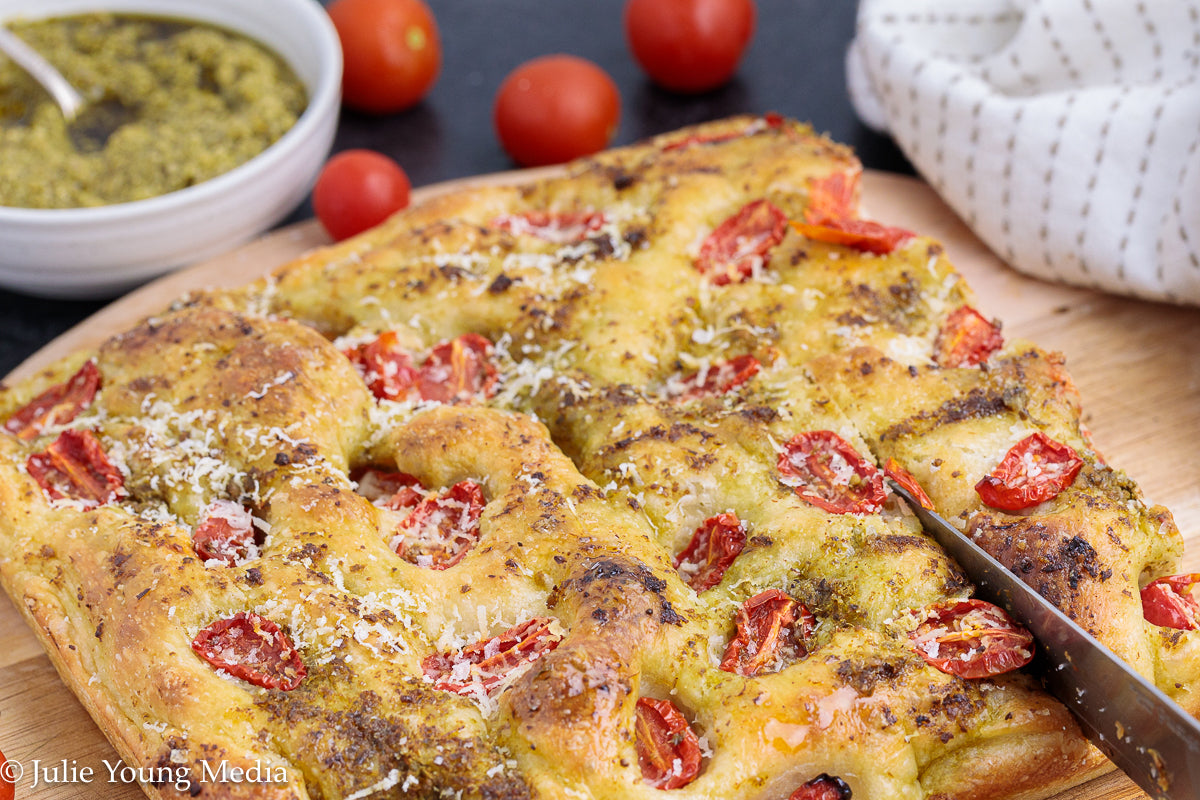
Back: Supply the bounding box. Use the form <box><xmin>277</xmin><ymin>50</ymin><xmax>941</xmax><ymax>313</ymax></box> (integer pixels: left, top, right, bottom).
<box><xmin>0</xmin><ymin>115</ymin><xmax>1194</xmax><ymax>800</ymax></box>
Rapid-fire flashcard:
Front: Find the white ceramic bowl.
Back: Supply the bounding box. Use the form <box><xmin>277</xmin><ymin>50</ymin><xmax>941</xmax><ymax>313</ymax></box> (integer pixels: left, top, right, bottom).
<box><xmin>0</xmin><ymin>0</ymin><xmax>341</xmax><ymax>298</ymax></box>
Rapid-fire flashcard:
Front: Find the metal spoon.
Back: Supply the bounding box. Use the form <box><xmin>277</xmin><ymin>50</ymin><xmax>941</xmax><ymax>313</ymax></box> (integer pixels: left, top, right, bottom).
<box><xmin>0</xmin><ymin>25</ymin><xmax>84</xmax><ymax>119</ymax></box>
<box><xmin>0</xmin><ymin>24</ymin><xmax>133</xmax><ymax>152</ymax></box>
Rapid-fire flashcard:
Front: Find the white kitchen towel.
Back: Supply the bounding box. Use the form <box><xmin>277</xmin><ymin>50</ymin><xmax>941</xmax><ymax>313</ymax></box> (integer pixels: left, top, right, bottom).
<box><xmin>847</xmin><ymin>0</ymin><xmax>1200</xmax><ymax>306</ymax></box>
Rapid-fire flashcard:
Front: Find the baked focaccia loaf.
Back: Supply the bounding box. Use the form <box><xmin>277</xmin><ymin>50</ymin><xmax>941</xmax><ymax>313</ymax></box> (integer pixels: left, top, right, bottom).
<box><xmin>0</xmin><ymin>116</ymin><xmax>1196</xmax><ymax>800</ymax></box>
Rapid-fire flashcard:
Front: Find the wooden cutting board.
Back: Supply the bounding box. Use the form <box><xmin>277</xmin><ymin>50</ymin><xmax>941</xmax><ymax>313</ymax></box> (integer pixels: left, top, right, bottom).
<box><xmin>2</xmin><ymin>170</ymin><xmax>1195</xmax><ymax>799</ymax></box>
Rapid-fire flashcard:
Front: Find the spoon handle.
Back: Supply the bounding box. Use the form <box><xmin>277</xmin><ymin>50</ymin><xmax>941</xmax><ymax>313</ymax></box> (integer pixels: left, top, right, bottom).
<box><xmin>0</xmin><ymin>26</ymin><xmax>84</xmax><ymax>121</ymax></box>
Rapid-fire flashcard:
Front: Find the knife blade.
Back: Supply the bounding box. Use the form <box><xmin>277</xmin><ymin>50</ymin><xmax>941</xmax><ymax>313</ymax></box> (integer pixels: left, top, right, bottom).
<box><xmin>888</xmin><ymin>480</ymin><xmax>1200</xmax><ymax>800</ymax></box>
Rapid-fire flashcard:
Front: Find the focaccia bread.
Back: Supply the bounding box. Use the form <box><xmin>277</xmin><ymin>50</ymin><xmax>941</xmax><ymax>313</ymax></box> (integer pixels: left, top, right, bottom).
<box><xmin>0</xmin><ymin>116</ymin><xmax>1197</xmax><ymax>800</ymax></box>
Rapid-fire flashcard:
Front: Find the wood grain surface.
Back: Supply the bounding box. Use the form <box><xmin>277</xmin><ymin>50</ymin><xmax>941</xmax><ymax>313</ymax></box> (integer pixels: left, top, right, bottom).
<box><xmin>3</xmin><ymin>170</ymin><xmax>1195</xmax><ymax>799</ymax></box>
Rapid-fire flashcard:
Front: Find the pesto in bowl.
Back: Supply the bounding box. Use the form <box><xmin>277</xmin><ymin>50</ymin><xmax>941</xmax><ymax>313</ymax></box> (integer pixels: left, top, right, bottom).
<box><xmin>0</xmin><ymin>12</ymin><xmax>308</xmax><ymax>209</ymax></box>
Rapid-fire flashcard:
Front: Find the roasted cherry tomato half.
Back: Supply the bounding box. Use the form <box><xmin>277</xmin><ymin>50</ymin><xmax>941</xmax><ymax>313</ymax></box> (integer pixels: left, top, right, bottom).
<box><xmin>328</xmin><ymin>0</ymin><xmax>441</xmax><ymax>113</ymax></box>
<box><xmin>624</xmin><ymin>0</ymin><xmax>756</xmax><ymax>93</ymax></box>
<box><xmin>883</xmin><ymin>458</ymin><xmax>934</xmax><ymax>510</ymax></box>
<box><xmin>417</xmin><ymin>333</ymin><xmax>499</xmax><ymax>403</ymax></box>
<box><xmin>674</xmin><ymin>512</ymin><xmax>747</xmax><ymax>592</ymax></box>
<box><xmin>1141</xmin><ymin>573</ymin><xmax>1200</xmax><ymax>630</ymax></box>
<box><xmin>935</xmin><ymin>306</ymin><xmax>1004</xmax><ymax>368</ymax></box>
<box><xmin>493</xmin><ymin>210</ymin><xmax>607</xmax><ymax>244</ymax></box>
<box><xmin>675</xmin><ymin>354</ymin><xmax>761</xmax><ymax>398</ymax></box>
<box><xmin>0</xmin><ymin>748</ymin><xmax>11</xmax><ymax>800</ymax></box>
<box><xmin>695</xmin><ymin>199</ymin><xmax>788</xmax><ymax>285</ymax></box>
<box><xmin>806</xmin><ymin>170</ymin><xmax>858</xmax><ymax>219</ymax></box>
<box><xmin>789</xmin><ymin>774</ymin><xmax>852</xmax><ymax>800</ymax></box>
<box><xmin>975</xmin><ymin>432</ymin><xmax>1084</xmax><ymax>512</ymax></box>
<box><xmin>4</xmin><ymin>359</ymin><xmax>100</xmax><ymax>440</ymax></box>
<box><xmin>661</xmin><ymin>112</ymin><xmax>784</xmax><ymax>151</ymax></box>
<box><xmin>395</xmin><ymin>479</ymin><xmax>485</xmax><ymax>569</ymax></box>
<box><xmin>720</xmin><ymin>589</ymin><xmax>814</xmax><ymax>676</ymax></box>
<box><xmin>422</xmin><ymin>617</ymin><xmax>561</xmax><ymax>696</ymax></box>
<box><xmin>26</xmin><ymin>429</ymin><xmax>125</xmax><ymax>508</ymax></box>
<box><xmin>354</xmin><ymin>468</ymin><xmax>425</xmax><ymax>510</ymax></box>
<box><xmin>193</xmin><ymin>500</ymin><xmax>258</xmax><ymax>567</ymax></box>
<box><xmin>344</xmin><ymin>331</ymin><xmax>418</xmax><ymax>401</ymax></box>
<box><xmin>909</xmin><ymin>598</ymin><xmax>1034</xmax><ymax>679</ymax></box>
<box><xmin>493</xmin><ymin>55</ymin><xmax>620</xmax><ymax>168</ymax></box>
<box><xmin>0</xmin><ymin>746</ymin><xmax>12</xmax><ymax>800</ymax></box>
<box><xmin>790</xmin><ymin>172</ymin><xmax>913</xmax><ymax>254</ymax></box>
<box><xmin>635</xmin><ymin>696</ymin><xmax>703</xmax><ymax>789</ymax></box>
<box><xmin>192</xmin><ymin>611</ymin><xmax>306</xmax><ymax>691</ymax></box>
<box><xmin>777</xmin><ymin>431</ymin><xmax>885</xmax><ymax>515</ymax></box>
<box><xmin>313</xmin><ymin>149</ymin><xmax>412</xmax><ymax>242</ymax></box>
<box><xmin>348</xmin><ymin>332</ymin><xmax>498</xmax><ymax>404</ymax></box>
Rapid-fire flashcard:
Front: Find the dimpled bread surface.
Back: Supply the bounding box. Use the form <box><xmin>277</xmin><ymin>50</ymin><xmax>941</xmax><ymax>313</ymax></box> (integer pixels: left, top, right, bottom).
<box><xmin>0</xmin><ymin>116</ymin><xmax>1195</xmax><ymax>800</ymax></box>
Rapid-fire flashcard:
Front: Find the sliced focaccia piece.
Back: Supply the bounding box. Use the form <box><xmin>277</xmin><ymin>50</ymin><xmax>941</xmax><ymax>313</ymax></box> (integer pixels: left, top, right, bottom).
<box><xmin>808</xmin><ymin>343</ymin><xmax>1195</xmax><ymax>713</ymax></box>
<box><xmin>532</xmin><ymin>355</ymin><xmax>1106</xmax><ymax>798</ymax></box>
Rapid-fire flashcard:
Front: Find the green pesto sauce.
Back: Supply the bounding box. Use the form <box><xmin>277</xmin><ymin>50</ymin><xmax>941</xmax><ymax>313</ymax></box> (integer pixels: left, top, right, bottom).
<box><xmin>0</xmin><ymin>13</ymin><xmax>307</xmax><ymax>209</ymax></box>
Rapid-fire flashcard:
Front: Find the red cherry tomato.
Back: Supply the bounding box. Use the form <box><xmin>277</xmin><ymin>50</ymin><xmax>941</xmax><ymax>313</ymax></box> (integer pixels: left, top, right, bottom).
<box><xmin>791</xmin><ymin>172</ymin><xmax>914</xmax><ymax>255</ymax></box>
<box><xmin>313</xmin><ymin>150</ymin><xmax>412</xmax><ymax>242</ymax></box>
<box><xmin>975</xmin><ymin>432</ymin><xmax>1084</xmax><ymax>512</ymax></box>
<box><xmin>493</xmin><ymin>210</ymin><xmax>608</xmax><ymax>244</ymax></box>
<box><xmin>416</xmin><ymin>333</ymin><xmax>499</xmax><ymax>403</ymax></box>
<box><xmin>661</xmin><ymin>112</ymin><xmax>785</xmax><ymax>151</ymax></box>
<box><xmin>624</xmin><ymin>0</ymin><xmax>756</xmax><ymax>93</ymax></box>
<box><xmin>344</xmin><ymin>330</ymin><xmax>418</xmax><ymax>400</ymax></box>
<box><xmin>634</xmin><ymin>697</ymin><xmax>702</xmax><ymax>789</ymax></box>
<box><xmin>494</xmin><ymin>55</ymin><xmax>621</xmax><ymax>168</ymax></box>
<box><xmin>191</xmin><ymin>612</ymin><xmax>306</xmax><ymax>690</ymax></box>
<box><xmin>422</xmin><ymin>617</ymin><xmax>561</xmax><ymax>696</ymax></box>
<box><xmin>193</xmin><ymin>500</ymin><xmax>258</xmax><ymax>566</ymax></box>
<box><xmin>883</xmin><ymin>458</ymin><xmax>935</xmax><ymax>510</ymax></box>
<box><xmin>695</xmin><ymin>199</ymin><xmax>788</xmax><ymax>285</ymax></box>
<box><xmin>353</xmin><ymin>468</ymin><xmax>425</xmax><ymax>510</ymax></box>
<box><xmin>909</xmin><ymin>599</ymin><xmax>1034</xmax><ymax>679</ymax></box>
<box><xmin>674</xmin><ymin>512</ymin><xmax>747</xmax><ymax>592</ymax></box>
<box><xmin>347</xmin><ymin>332</ymin><xmax>498</xmax><ymax>403</ymax></box>
<box><xmin>4</xmin><ymin>359</ymin><xmax>100</xmax><ymax>440</ymax></box>
<box><xmin>777</xmin><ymin>431</ymin><xmax>885</xmax><ymax>515</ymax></box>
<box><xmin>720</xmin><ymin>588</ymin><xmax>813</xmax><ymax>676</ymax></box>
<box><xmin>0</xmin><ymin>748</ymin><xmax>12</xmax><ymax>800</ymax></box>
<box><xmin>935</xmin><ymin>306</ymin><xmax>1004</xmax><ymax>368</ymax></box>
<box><xmin>26</xmin><ymin>429</ymin><xmax>126</xmax><ymax>508</ymax></box>
<box><xmin>1141</xmin><ymin>574</ymin><xmax>1200</xmax><ymax>630</ymax></box>
<box><xmin>327</xmin><ymin>0</ymin><xmax>441</xmax><ymax>113</ymax></box>
<box><xmin>789</xmin><ymin>775</ymin><xmax>852</xmax><ymax>800</ymax></box>
<box><xmin>675</xmin><ymin>354</ymin><xmax>761</xmax><ymax>398</ymax></box>
<box><xmin>395</xmin><ymin>480</ymin><xmax>485</xmax><ymax>569</ymax></box>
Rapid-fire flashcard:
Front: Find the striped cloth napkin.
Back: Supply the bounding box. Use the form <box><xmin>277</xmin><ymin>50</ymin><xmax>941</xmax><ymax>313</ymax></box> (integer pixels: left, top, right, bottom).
<box><xmin>847</xmin><ymin>0</ymin><xmax>1200</xmax><ymax>306</ymax></box>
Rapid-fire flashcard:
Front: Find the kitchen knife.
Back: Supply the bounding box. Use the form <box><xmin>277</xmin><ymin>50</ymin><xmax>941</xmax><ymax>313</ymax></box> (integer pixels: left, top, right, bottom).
<box><xmin>889</xmin><ymin>481</ymin><xmax>1200</xmax><ymax>800</ymax></box>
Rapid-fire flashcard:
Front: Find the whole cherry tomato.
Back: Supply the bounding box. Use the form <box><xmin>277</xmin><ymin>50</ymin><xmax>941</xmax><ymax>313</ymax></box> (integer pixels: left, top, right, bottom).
<box><xmin>493</xmin><ymin>55</ymin><xmax>621</xmax><ymax>167</ymax></box>
<box><xmin>327</xmin><ymin>0</ymin><xmax>441</xmax><ymax>113</ymax></box>
<box><xmin>624</xmin><ymin>0</ymin><xmax>756</xmax><ymax>93</ymax></box>
<box><xmin>312</xmin><ymin>150</ymin><xmax>412</xmax><ymax>241</ymax></box>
